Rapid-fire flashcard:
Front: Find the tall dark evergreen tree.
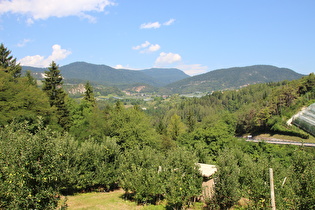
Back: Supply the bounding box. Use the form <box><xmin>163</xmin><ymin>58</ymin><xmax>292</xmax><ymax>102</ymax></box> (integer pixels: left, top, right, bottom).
<box><xmin>42</xmin><ymin>61</ymin><xmax>70</xmax><ymax>129</ymax></box>
<box><xmin>83</xmin><ymin>81</ymin><xmax>96</xmax><ymax>106</ymax></box>
<box><xmin>0</xmin><ymin>43</ymin><xmax>21</xmax><ymax>78</ymax></box>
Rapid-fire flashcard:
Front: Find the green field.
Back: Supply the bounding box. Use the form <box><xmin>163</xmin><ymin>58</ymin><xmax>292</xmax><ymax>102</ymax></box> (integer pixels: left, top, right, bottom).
<box><xmin>65</xmin><ymin>190</ymin><xmax>166</xmax><ymax>210</ymax></box>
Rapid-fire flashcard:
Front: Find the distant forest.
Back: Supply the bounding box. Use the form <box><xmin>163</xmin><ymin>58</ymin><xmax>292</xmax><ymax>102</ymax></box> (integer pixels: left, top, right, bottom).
<box><xmin>1</xmin><ymin>43</ymin><xmax>315</xmax><ymax>209</ymax></box>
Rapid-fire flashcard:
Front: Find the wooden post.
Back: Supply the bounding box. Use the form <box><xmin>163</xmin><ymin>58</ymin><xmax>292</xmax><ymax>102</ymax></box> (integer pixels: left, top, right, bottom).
<box><xmin>269</xmin><ymin>168</ymin><xmax>276</xmax><ymax>210</ymax></box>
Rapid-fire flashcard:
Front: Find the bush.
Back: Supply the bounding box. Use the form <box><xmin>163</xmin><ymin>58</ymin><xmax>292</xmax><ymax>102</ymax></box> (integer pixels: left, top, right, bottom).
<box><xmin>118</xmin><ymin>146</ymin><xmax>202</xmax><ymax>208</ymax></box>
<box><xmin>0</xmin><ymin>120</ymin><xmax>121</xmax><ymax>208</ymax></box>
<box><xmin>0</xmin><ymin>121</ymin><xmax>67</xmax><ymax>209</ymax></box>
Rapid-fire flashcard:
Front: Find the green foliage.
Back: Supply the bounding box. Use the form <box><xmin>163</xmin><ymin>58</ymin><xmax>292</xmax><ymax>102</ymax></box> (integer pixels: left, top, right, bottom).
<box><xmin>0</xmin><ymin>120</ymin><xmax>121</xmax><ymax>208</ymax></box>
<box><xmin>267</xmin><ymin>116</ymin><xmax>309</xmax><ymax>139</ymax></box>
<box><xmin>0</xmin><ymin>43</ymin><xmax>21</xmax><ymax>78</ymax></box>
<box><xmin>0</xmin><ymin>121</ymin><xmax>66</xmax><ymax>209</ymax></box>
<box><xmin>83</xmin><ymin>81</ymin><xmax>96</xmax><ymax>106</ymax></box>
<box><xmin>119</xmin><ymin>147</ymin><xmax>202</xmax><ymax>208</ymax></box>
<box><xmin>69</xmin><ymin>137</ymin><xmax>120</xmax><ymax>192</ymax></box>
<box><xmin>178</xmin><ymin>116</ymin><xmax>235</xmax><ymax>163</ymax></box>
<box><xmin>119</xmin><ymin>146</ymin><xmax>163</xmax><ymax>203</ymax></box>
<box><xmin>292</xmin><ymin>150</ymin><xmax>315</xmax><ymax>209</ymax></box>
<box><xmin>162</xmin><ymin>148</ymin><xmax>202</xmax><ymax>209</ymax></box>
<box><xmin>42</xmin><ymin>61</ymin><xmax>70</xmax><ymax>129</ymax></box>
<box><xmin>106</xmin><ymin>103</ymin><xmax>161</xmax><ymax>149</ymax></box>
<box><xmin>210</xmin><ymin>141</ymin><xmax>315</xmax><ymax>209</ymax></box>
<box><xmin>25</xmin><ymin>70</ymin><xmax>37</xmax><ymax>86</ymax></box>
<box><xmin>238</xmin><ymin>153</ymin><xmax>270</xmax><ymax>208</ymax></box>
<box><xmin>166</xmin><ymin>114</ymin><xmax>187</xmax><ymax>140</ymax></box>
<box><xmin>214</xmin><ymin>148</ymin><xmax>241</xmax><ymax>209</ymax></box>
<box><xmin>0</xmin><ymin>70</ymin><xmax>53</xmax><ymax>127</ymax></box>
<box><xmin>68</xmin><ymin>97</ymin><xmax>110</xmax><ymax>141</ymax></box>
<box><xmin>298</xmin><ymin>73</ymin><xmax>315</xmax><ymax>95</ymax></box>
<box><xmin>42</xmin><ymin>61</ymin><xmax>64</xmax><ymax>105</ymax></box>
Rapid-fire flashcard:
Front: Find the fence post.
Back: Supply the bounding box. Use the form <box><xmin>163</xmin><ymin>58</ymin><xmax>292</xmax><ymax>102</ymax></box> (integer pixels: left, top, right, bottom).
<box><xmin>269</xmin><ymin>168</ymin><xmax>276</xmax><ymax>210</ymax></box>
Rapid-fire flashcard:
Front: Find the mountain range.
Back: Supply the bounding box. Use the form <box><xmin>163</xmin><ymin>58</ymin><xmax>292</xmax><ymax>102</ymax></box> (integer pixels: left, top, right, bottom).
<box><xmin>166</xmin><ymin>65</ymin><xmax>305</xmax><ymax>93</ymax></box>
<box><xmin>22</xmin><ymin>62</ymin><xmax>189</xmax><ymax>88</ymax></box>
<box><xmin>22</xmin><ymin>62</ymin><xmax>305</xmax><ymax>94</ymax></box>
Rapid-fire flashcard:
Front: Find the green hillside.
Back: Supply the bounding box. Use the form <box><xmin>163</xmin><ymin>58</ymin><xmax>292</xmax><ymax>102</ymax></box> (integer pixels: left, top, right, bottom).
<box><xmin>60</xmin><ymin>62</ymin><xmax>158</xmax><ymax>86</ymax></box>
<box><xmin>22</xmin><ymin>62</ymin><xmax>189</xmax><ymax>88</ymax></box>
<box><xmin>166</xmin><ymin>65</ymin><xmax>304</xmax><ymax>93</ymax></box>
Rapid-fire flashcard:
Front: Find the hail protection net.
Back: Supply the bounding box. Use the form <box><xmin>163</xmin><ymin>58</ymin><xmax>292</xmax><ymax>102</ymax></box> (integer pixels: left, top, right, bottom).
<box><xmin>292</xmin><ymin>103</ymin><xmax>315</xmax><ymax>136</ymax></box>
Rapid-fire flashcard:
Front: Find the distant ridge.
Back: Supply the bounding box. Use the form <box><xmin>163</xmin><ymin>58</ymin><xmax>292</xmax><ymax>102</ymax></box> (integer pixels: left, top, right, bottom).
<box><xmin>22</xmin><ymin>63</ymin><xmax>305</xmax><ymax>94</ymax></box>
<box><xmin>22</xmin><ymin>62</ymin><xmax>190</xmax><ymax>87</ymax></box>
<box><xmin>166</xmin><ymin>65</ymin><xmax>305</xmax><ymax>93</ymax></box>
<box><xmin>60</xmin><ymin>62</ymin><xmax>158</xmax><ymax>86</ymax></box>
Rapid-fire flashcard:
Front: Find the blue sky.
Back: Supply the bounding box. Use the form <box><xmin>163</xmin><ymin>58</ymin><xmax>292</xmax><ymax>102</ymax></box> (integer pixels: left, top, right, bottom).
<box><xmin>0</xmin><ymin>0</ymin><xmax>315</xmax><ymax>76</ymax></box>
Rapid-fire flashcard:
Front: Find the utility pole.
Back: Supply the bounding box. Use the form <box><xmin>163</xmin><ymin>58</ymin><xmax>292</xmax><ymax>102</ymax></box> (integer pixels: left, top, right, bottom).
<box><xmin>269</xmin><ymin>168</ymin><xmax>276</xmax><ymax>210</ymax></box>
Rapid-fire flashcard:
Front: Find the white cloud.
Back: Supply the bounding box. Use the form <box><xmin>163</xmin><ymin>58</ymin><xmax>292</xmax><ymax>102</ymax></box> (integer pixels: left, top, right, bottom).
<box><xmin>133</xmin><ymin>41</ymin><xmax>160</xmax><ymax>53</ymax></box>
<box><xmin>113</xmin><ymin>64</ymin><xmax>140</xmax><ymax>70</ymax></box>
<box><xmin>17</xmin><ymin>39</ymin><xmax>31</xmax><ymax>47</ymax></box>
<box><xmin>114</xmin><ymin>63</ymin><xmax>208</xmax><ymax>76</ymax></box>
<box><xmin>132</xmin><ymin>41</ymin><xmax>150</xmax><ymax>50</ymax></box>
<box><xmin>163</xmin><ymin>18</ymin><xmax>175</xmax><ymax>26</ymax></box>
<box><xmin>19</xmin><ymin>55</ymin><xmax>46</xmax><ymax>67</ymax></box>
<box><xmin>114</xmin><ymin>64</ymin><xmax>124</xmax><ymax>69</ymax></box>
<box><xmin>19</xmin><ymin>44</ymin><xmax>71</xmax><ymax>67</ymax></box>
<box><xmin>26</xmin><ymin>18</ymin><xmax>34</xmax><ymax>25</ymax></box>
<box><xmin>155</xmin><ymin>52</ymin><xmax>182</xmax><ymax>66</ymax></box>
<box><xmin>140</xmin><ymin>18</ymin><xmax>176</xmax><ymax>29</ymax></box>
<box><xmin>176</xmin><ymin>64</ymin><xmax>209</xmax><ymax>76</ymax></box>
<box><xmin>0</xmin><ymin>0</ymin><xmax>115</xmax><ymax>23</ymax></box>
<box><xmin>140</xmin><ymin>21</ymin><xmax>161</xmax><ymax>29</ymax></box>
<box><xmin>147</xmin><ymin>44</ymin><xmax>160</xmax><ymax>52</ymax></box>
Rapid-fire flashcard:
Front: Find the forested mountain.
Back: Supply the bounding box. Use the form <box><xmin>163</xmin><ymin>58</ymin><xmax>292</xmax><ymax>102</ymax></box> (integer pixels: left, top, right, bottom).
<box><xmin>22</xmin><ymin>62</ymin><xmax>189</xmax><ymax>87</ymax></box>
<box><xmin>166</xmin><ymin>65</ymin><xmax>304</xmax><ymax>93</ymax></box>
<box><xmin>23</xmin><ymin>63</ymin><xmax>304</xmax><ymax>94</ymax></box>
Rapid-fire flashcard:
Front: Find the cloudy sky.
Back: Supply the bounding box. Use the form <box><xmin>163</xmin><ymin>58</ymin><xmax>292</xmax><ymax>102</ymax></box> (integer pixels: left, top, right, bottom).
<box><xmin>0</xmin><ymin>0</ymin><xmax>314</xmax><ymax>76</ymax></box>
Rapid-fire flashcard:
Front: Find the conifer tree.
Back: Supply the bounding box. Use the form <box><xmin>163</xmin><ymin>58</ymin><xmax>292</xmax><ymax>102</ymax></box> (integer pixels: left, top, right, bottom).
<box><xmin>42</xmin><ymin>61</ymin><xmax>70</xmax><ymax>129</ymax></box>
<box><xmin>0</xmin><ymin>43</ymin><xmax>21</xmax><ymax>78</ymax></box>
<box><xmin>25</xmin><ymin>70</ymin><xmax>37</xmax><ymax>86</ymax></box>
<box><xmin>83</xmin><ymin>81</ymin><xmax>96</xmax><ymax>106</ymax></box>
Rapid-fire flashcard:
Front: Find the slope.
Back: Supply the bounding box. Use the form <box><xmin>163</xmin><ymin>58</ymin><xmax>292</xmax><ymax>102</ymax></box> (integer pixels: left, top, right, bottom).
<box><xmin>166</xmin><ymin>65</ymin><xmax>305</xmax><ymax>93</ymax></box>
<box><xmin>60</xmin><ymin>62</ymin><xmax>158</xmax><ymax>86</ymax></box>
<box><xmin>22</xmin><ymin>62</ymin><xmax>189</xmax><ymax>87</ymax></box>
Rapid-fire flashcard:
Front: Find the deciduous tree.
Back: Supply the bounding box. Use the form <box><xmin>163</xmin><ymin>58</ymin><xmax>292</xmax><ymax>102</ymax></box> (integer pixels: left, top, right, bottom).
<box><xmin>167</xmin><ymin>114</ymin><xmax>187</xmax><ymax>141</ymax></box>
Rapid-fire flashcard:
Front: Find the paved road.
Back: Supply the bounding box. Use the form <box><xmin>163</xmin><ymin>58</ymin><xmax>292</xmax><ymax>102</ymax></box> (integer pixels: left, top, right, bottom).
<box><xmin>246</xmin><ymin>138</ymin><xmax>315</xmax><ymax>147</ymax></box>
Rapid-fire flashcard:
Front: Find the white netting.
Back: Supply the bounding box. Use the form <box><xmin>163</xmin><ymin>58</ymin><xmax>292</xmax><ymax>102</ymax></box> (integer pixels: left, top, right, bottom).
<box><xmin>292</xmin><ymin>103</ymin><xmax>315</xmax><ymax>136</ymax></box>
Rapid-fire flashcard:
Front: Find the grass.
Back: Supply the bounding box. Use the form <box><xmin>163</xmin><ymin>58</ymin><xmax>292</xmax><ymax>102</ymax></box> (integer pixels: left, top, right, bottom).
<box><xmin>63</xmin><ymin>189</ymin><xmax>206</xmax><ymax>210</ymax></box>
<box><xmin>255</xmin><ymin>133</ymin><xmax>315</xmax><ymax>143</ymax></box>
<box><xmin>64</xmin><ymin>189</ymin><xmax>166</xmax><ymax>210</ymax></box>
